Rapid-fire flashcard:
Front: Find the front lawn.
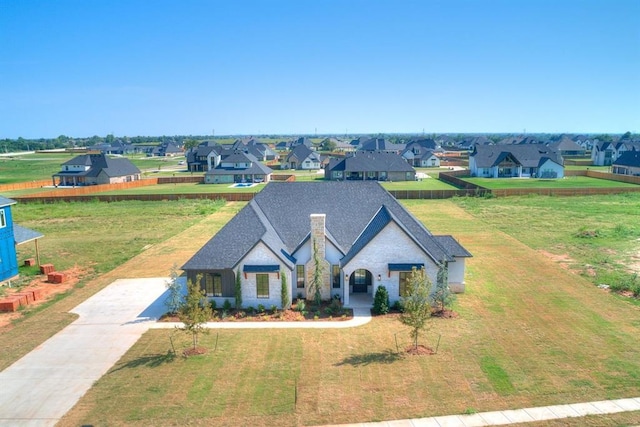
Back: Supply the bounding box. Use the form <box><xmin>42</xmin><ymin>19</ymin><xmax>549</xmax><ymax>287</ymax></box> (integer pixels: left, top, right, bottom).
<box><xmin>465</xmin><ymin>176</ymin><xmax>640</xmax><ymax>189</ymax></box>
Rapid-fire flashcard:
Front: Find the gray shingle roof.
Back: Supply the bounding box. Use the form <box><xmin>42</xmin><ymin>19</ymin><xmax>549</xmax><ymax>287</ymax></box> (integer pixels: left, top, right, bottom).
<box><xmin>182</xmin><ymin>181</ymin><xmax>456</xmax><ymax>272</ymax></box>
<box><xmin>13</xmin><ymin>224</ymin><xmax>44</xmax><ymax>245</ymax></box>
<box><xmin>434</xmin><ymin>236</ymin><xmax>472</xmax><ymax>258</ymax></box>
<box><xmin>613</xmin><ymin>151</ymin><xmax>640</xmax><ymax>167</ymax></box>
<box><xmin>56</xmin><ymin>154</ymin><xmax>140</xmax><ymax>178</ymax></box>
<box><xmin>327</xmin><ymin>151</ymin><xmax>415</xmax><ymax>173</ymax></box>
<box><xmin>0</xmin><ymin>196</ymin><xmax>16</xmax><ymax>208</ymax></box>
<box><xmin>471</xmin><ymin>144</ymin><xmax>563</xmax><ymax>168</ymax></box>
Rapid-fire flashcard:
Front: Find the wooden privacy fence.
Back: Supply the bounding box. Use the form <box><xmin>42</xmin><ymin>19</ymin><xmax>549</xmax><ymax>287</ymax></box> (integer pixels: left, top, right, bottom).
<box><xmin>20</xmin><ymin>178</ymin><xmax>159</xmax><ymax>198</ymax></box>
<box><xmin>13</xmin><ymin>192</ymin><xmax>256</xmax><ymax>204</ymax></box>
<box><xmin>0</xmin><ymin>179</ymin><xmax>51</xmax><ymax>192</ymax></box>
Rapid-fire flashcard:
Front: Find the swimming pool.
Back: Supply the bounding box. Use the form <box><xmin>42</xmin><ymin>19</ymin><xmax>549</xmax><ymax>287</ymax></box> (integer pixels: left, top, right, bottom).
<box><xmin>229</xmin><ymin>183</ymin><xmax>258</xmax><ymax>188</ymax></box>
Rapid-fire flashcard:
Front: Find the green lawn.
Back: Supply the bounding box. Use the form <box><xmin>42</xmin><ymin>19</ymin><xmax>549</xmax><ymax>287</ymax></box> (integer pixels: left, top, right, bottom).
<box><xmin>381</xmin><ymin>179</ymin><xmax>458</xmax><ymax>191</ymax></box>
<box><xmin>52</xmin><ymin>196</ymin><xmax>640</xmax><ymax>426</ymax></box>
<box><xmin>446</xmin><ymin>193</ymin><xmax>640</xmax><ymax>298</ymax></box>
<box><xmin>13</xmin><ymin>199</ymin><xmax>225</xmax><ymax>275</ymax></box>
<box><xmin>465</xmin><ymin>176</ymin><xmax>640</xmax><ymax>189</ymax></box>
<box><xmin>0</xmin><ymin>152</ymin><xmax>77</xmax><ymax>184</ymax></box>
<box><xmin>97</xmin><ymin>182</ymin><xmax>266</xmax><ymax>195</ymax></box>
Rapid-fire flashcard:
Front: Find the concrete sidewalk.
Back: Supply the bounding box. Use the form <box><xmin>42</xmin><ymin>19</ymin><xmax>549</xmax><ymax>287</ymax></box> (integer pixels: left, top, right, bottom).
<box><xmin>320</xmin><ymin>397</ymin><xmax>640</xmax><ymax>426</ymax></box>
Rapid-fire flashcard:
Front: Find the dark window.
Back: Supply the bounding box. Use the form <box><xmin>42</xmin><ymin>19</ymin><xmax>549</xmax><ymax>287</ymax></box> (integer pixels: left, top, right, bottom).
<box><xmin>204</xmin><ymin>273</ymin><xmax>222</xmax><ymax>297</ymax></box>
<box><xmin>0</xmin><ymin>210</ymin><xmax>5</xmax><ymax>228</ymax></box>
<box><xmin>332</xmin><ymin>265</ymin><xmax>340</xmax><ymax>288</ymax></box>
<box><xmin>399</xmin><ymin>271</ymin><xmax>411</xmax><ymax>297</ymax></box>
<box><xmin>257</xmin><ymin>274</ymin><xmax>269</xmax><ymax>298</ymax></box>
<box><xmin>297</xmin><ymin>265</ymin><xmax>305</xmax><ymax>288</ymax></box>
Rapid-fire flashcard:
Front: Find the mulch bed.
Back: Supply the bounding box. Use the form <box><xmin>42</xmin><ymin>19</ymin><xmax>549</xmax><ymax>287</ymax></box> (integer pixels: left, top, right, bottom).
<box><xmin>182</xmin><ymin>346</ymin><xmax>207</xmax><ymax>357</ymax></box>
<box><xmin>406</xmin><ymin>345</ymin><xmax>435</xmax><ymax>356</ymax></box>
<box><xmin>159</xmin><ymin>301</ymin><xmax>353</xmax><ymax>323</ymax></box>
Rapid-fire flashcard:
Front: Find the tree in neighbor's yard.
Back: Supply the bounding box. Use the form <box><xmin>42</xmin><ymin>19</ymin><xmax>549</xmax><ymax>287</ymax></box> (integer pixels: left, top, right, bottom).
<box><xmin>179</xmin><ymin>276</ymin><xmax>212</xmax><ymax>350</ymax></box>
<box><xmin>429</xmin><ymin>263</ymin><xmax>455</xmax><ymax>315</ymax></box>
<box><xmin>399</xmin><ymin>267</ymin><xmax>433</xmax><ymax>351</ymax></box>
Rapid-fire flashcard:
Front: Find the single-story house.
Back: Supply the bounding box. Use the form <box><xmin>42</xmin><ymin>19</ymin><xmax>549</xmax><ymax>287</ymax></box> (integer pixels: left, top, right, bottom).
<box><xmin>182</xmin><ymin>181</ymin><xmax>471</xmax><ymax>309</ymax></box>
<box><xmin>360</xmin><ymin>138</ymin><xmax>406</xmax><ymax>153</ymax></box>
<box><xmin>0</xmin><ymin>197</ymin><xmax>44</xmax><ymax>283</ymax></box>
<box><xmin>612</xmin><ymin>151</ymin><xmax>640</xmax><ymax>176</ymax></box>
<box><xmin>52</xmin><ymin>153</ymin><xmax>141</xmax><ymax>186</ymax></box>
<box><xmin>469</xmin><ymin>144</ymin><xmax>564</xmax><ymax>178</ymax></box>
<box><xmin>325</xmin><ymin>151</ymin><xmax>416</xmax><ymax>181</ymax></box>
<box><xmin>204</xmin><ymin>151</ymin><xmax>273</xmax><ymax>184</ymax></box>
<box><xmin>548</xmin><ymin>137</ymin><xmax>586</xmax><ymax>157</ymax></box>
<box><xmin>283</xmin><ymin>145</ymin><xmax>321</xmax><ymax>170</ymax></box>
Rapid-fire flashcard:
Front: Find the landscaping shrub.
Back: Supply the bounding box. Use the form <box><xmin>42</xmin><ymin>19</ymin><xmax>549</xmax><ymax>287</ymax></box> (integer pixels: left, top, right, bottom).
<box><xmin>257</xmin><ymin>304</ymin><xmax>265</xmax><ymax>313</ymax></box>
<box><xmin>373</xmin><ymin>285</ymin><xmax>390</xmax><ymax>315</ymax></box>
<box><xmin>222</xmin><ymin>299</ymin><xmax>232</xmax><ymax>311</ymax></box>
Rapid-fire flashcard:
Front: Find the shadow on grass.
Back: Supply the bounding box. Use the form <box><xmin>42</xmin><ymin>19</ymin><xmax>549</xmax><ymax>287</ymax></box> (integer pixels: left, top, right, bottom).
<box><xmin>109</xmin><ymin>351</ymin><xmax>175</xmax><ymax>373</ymax></box>
<box><xmin>334</xmin><ymin>349</ymin><xmax>403</xmax><ymax>367</ymax></box>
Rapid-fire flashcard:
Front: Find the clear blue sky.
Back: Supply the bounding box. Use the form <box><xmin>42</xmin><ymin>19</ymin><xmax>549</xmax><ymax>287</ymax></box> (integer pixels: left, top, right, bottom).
<box><xmin>1</xmin><ymin>0</ymin><xmax>639</xmax><ymax>138</ymax></box>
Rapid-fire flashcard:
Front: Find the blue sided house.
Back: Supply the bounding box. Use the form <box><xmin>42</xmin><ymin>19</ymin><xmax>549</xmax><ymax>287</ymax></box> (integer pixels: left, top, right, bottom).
<box><xmin>0</xmin><ymin>196</ymin><xmax>44</xmax><ymax>283</ymax></box>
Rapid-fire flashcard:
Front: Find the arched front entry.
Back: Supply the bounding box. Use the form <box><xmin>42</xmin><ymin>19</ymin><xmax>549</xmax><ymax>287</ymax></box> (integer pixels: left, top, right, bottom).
<box><xmin>349</xmin><ymin>269</ymin><xmax>372</xmax><ymax>293</ymax></box>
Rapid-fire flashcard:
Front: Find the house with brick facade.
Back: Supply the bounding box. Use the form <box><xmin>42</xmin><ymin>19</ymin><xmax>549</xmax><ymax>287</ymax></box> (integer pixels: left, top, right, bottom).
<box><xmin>52</xmin><ymin>153</ymin><xmax>141</xmax><ymax>186</ymax></box>
<box><xmin>182</xmin><ymin>181</ymin><xmax>471</xmax><ymax>309</ymax></box>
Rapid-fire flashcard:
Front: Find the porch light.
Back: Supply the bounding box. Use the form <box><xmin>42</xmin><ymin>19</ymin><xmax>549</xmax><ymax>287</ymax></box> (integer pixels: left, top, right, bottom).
<box><xmin>377</xmin><ymin>274</ymin><xmax>381</xmax><ymax>281</ymax></box>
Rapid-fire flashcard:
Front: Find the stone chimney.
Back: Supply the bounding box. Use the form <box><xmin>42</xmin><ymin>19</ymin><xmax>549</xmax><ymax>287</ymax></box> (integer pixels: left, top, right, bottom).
<box><xmin>310</xmin><ymin>214</ymin><xmax>326</xmax><ymax>260</ymax></box>
<box><xmin>306</xmin><ymin>214</ymin><xmax>331</xmax><ymax>301</ymax></box>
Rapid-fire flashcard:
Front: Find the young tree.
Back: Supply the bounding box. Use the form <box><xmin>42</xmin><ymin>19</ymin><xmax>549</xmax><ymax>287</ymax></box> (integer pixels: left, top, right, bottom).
<box><xmin>429</xmin><ymin>263</ymin><xmax>455</xmax><ymax>315</ymax></box>
<box><xmin>164</xmin><ymin>264</ymin><xmax>182</xmax><ymax>315</ymax></box>
<box><xmin>310</xmin><ymin>239</ymin><xmax>324</xmax><ymax>308</ymax></box>
<box><xmin>235</xmin><ymin>268</ymin><xmax>242</xmax><ymax>310</ymax></box>
<box><xmin>179</xmin><ymin>276</ymin><xmax>213</xmax><ymax>350</ymax></box>
<box><xmin>399</xmin><ymin>268</ymin><xmax>433</xmax><ymax>350</ymax></box>
<box><xmin>281</xmin><ymin>270</ymin><xmax>290</xmax><ymax>310</ymax></box>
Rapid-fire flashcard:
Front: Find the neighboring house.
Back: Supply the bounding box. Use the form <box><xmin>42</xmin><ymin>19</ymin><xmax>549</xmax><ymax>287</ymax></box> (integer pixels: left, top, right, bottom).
<box><xmin>186</xmin><ymin>143</ymin><xmax>223</xmax><ymax>172</ymax></box>
<box><xmin>612</xmin><ymin>151</ymin><xmax>640</xmax><ymax>176</ymax></box>
<box><xmin>457</xmin><ymin>136</ymin><xmax>492</xmax><ymax>150</ymax></box>
<box><xmin>52</xmin><ymin>153</ymin><xmax>141</xmax><ymax>186</ymax></box>
<box><xmin>230</xmin><ymin>138</ymin><xmax>279</xmax><ymax>161</ymax></box>
<box><xmin>325</xmin><ymin>151</ymin><xmax>416</xmax><ymax>181</ymax></box>
<box><xmin>149</xmin><ymin>142</ymin><xmax>182</xmax><ymax>157</ymax></box>
<box><xmin>590</xmin><ymin>140</ymin><xmax>640</xmax><ymax>166</ymax></box>
<box><xmin>591</xmin><ymin>141</ymin><xmax>616</xmax><ymax>166</ymax></box>
<box><xmin>182</xmin><ymin>181</ymin><xmax>471</xmax><ymax>309</ymax></box>
<box><xmin>402</xmin><ymin>141</ymin><xmax>440</xmax><ymax>167</ymax></box>
<box><xmin>469</xmin><ymin>144</ymin><xmax>564</xmax><ymax>178</ymax></box>
<box><xmin>204</xmin><ymin>151</ymin><xmax>273</xmax><ymax>184</ymax></box>
<box><xmin>0</xmin><ymin>197</ymin><xmax>44</xmax><ymax>283</ymax></box>
<box><xmin>360</xmin><ymin>138</ymin><xmax>406</xmax><ymax>153</ymax></box>
<box><xmin>283</xmin><ymin>145</ymin><xmax>321</xmax><ymax>170</ymax></box>
<box><xmin>549</xmin><ymin>137</ymin><xmax>586</xmax><ymax>157</ymax></box>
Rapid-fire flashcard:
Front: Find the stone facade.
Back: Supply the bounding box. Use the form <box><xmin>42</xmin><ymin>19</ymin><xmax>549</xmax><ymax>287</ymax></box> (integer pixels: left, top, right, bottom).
<box><xmin>305</xmin><ymin>214</ymin><xmax>331</xmax><ymax>301</ymax></box>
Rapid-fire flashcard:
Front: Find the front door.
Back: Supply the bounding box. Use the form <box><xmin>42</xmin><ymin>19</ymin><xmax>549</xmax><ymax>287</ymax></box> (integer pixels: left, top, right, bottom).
<box><xmin>350</xmin><ymin>269</ymin><xmax>371</xmax><ymax>293</ymax></box>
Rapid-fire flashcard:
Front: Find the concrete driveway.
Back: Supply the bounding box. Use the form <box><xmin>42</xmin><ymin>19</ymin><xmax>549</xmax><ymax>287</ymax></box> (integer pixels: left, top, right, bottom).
<box><xmin>0</xmin><ymin>278</ymin><xmax>170</xmax><ymax>427</ymax></box>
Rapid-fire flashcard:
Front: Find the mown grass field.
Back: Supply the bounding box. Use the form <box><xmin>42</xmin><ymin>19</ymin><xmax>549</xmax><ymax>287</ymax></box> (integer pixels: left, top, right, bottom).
<box><xmin>465</xmin><ymin>176</ymin><xmax>640</xmax><ymax>189</ymax></box>
<box><xmin>0</xmin><ymin>152</ymin><xmax>77</xmax><ymax>184</ymax></box>
<box><xmin>446</xmin><ymin>193</ymin><xmax>640</xmax><ymax>298</ymax></box>
<box><xmin>51</xmin><ymin>196</ymin><xmax>640</xmax><ymax>426</ymax></box>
